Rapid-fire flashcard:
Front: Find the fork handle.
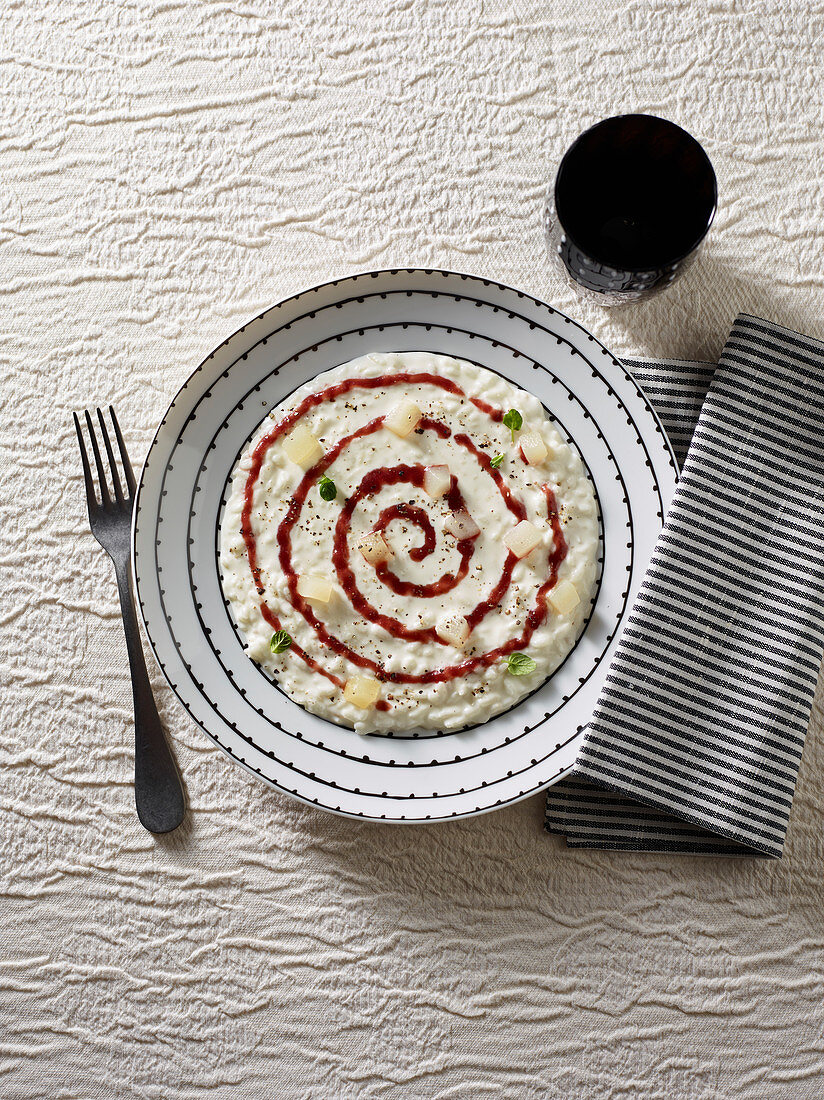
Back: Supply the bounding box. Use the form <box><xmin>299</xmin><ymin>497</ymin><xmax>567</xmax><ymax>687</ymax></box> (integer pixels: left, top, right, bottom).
<box><xmin>114</xmin><ymin>558</ymin><xmax>185</xmax><ymax>833</ymax></box>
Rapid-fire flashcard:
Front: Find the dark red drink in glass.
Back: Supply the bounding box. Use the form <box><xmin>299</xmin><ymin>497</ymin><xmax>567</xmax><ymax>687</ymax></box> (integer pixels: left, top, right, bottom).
<box><xmin>545</xmin><ymin>114</ymin><xmax>717</xmax><ymax>305</ymax></box>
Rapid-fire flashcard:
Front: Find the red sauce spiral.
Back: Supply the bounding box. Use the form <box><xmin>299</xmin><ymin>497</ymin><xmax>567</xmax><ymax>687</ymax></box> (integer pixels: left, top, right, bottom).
<box><xmin>375</xmin><ymin>504</ymin><xmax>436</xmax><ymax>562</ymax></box>
<box><xmin>352</xmin><ymin>473</ymin><xmax>475</xmax><ymax>601</ymax></box>
<box><xmin>240</xmin><ymin>372</ymin><xmax>568</xmax><ymax>695</ymax></box>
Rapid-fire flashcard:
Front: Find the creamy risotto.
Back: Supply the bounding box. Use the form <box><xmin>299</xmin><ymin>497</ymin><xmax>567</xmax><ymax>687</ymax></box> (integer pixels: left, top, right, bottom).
<box><xmin>219</xmin><ymin>353</ymin><xmax>599</xmax><ymax>734</ymax></box>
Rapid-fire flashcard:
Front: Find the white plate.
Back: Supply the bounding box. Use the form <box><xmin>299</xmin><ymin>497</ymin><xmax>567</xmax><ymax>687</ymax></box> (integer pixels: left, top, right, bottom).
<box><xmin>133</xmin><ymin>269</ymin><xmax>677</xmax><ymax>822</ymax></box>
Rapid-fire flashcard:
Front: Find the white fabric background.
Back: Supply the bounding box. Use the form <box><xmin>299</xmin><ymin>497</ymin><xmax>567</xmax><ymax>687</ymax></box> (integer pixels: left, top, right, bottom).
<box><xmin>3</xmin><ymin>1</ymin><xmax>824</xmax><ymax>1096</ymax></box>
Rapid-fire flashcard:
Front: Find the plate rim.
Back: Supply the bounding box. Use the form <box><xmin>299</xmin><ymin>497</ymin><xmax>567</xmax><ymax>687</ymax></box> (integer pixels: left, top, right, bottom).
<box><xmin>132</xmin><ymin>266</ymin><xmax>678</xmax><ymax>822</ymax></box>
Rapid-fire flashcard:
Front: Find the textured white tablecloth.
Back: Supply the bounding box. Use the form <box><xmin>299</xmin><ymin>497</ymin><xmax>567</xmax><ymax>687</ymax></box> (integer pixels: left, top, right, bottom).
<box><xmin>3</xmin><ymin>2</ymin><xmax>824</xmax><ymax>1096</ymax></box>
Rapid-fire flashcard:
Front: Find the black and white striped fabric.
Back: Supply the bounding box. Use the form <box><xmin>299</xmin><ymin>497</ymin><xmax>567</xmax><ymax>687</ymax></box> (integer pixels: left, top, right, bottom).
<box><xmin>545</xmin><ymin>315</ymin><xmax>824</xmax><ymax>857</ymax></box>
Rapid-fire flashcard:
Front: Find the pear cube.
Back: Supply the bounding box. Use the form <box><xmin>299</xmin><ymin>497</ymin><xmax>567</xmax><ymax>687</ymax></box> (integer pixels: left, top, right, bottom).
<box><xmin>296</xmin><ymin>574</ymin><xmax>333</xmax><ymax>603</ymax></box>
<box><xmin>357</xmin><ymin>531</ymin><xmax>393</xmax><ymax>564</ymax></box>
<box><xmin>443</xmin><ymin>509</ymin><xmax>480</xmax><ymax>540</ymax></box>
<box><xmin>436</xmin><ymin>613</ymin><xmax>470</xmax><ymax>647</ymax></box>
<box><xmin>385</xmin><ymin>400</ymin><xmax>422</xmax><ymax>438</ymax></box>
<box><xmin>503</xmin><ymin>520</ymin><xmax>542</xmax><ymax>559</ymax></box>
<box><xmin>550</xmin><ymin>578</ymin><xmax>580</xmax><ymax>614</ymax></box>
<box><xmin>344</xmin><ymin>675</ymin><xmax>381</xmax><ymax>709</ymax></box>
<box><xmin>520</xmin><ymin>431</ymin><xmax>549</xmax><ymax>466</ymax></box>
<box><xmin>424</xmin><ymin>464</ymin><xmax>451</xmax><ymax>499</ymax></box>
<box><xmin>283</xmin><ymin>424</ymin><xmax>323</xmax><ymax>470</ymax></box>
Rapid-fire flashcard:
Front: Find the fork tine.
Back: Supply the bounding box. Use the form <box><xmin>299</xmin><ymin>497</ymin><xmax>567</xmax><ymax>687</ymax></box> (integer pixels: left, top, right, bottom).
<box><xmin>109</xmin><ymin>405</ymin><xmax>137</xmax><ymax>498</ymax></box>
<box><xmin>73</xmin><ymin>412</ymin><xmax>98</xmax><ymax>511</ymax></box>
<box><xmin>96</xmin><ymin>407</ymin><xmax>124</xmax><ymax>504</ymax></box>
<box><xmin>84</xmin><ymin>410</ymin><xmax>111</xmax><ymax>507</ymax></box>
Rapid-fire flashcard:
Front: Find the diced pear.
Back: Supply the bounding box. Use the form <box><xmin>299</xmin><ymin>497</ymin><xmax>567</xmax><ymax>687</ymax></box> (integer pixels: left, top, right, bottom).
<box><xmin>550</xmin><ymin>578</ymin><xmax>580</xmax><ymax>614</ymax></box>
<box><xmin>357</xmin><ymin>530</ymin><xmax>393</xmax><ymax>564</ymax></box>
<box><xmin>344</xmin><ymin>675</ymin><xmax>381</xmax><ymax>709</ymax></box>
<box><xmin>384</xmin><ymin>400</ymin><xmax>422</xmax><ymax>437</ymax></box>
<box><xmin>436</xmin><ymin>612</ymin><xmax>470</xmax><ymax>647</ymax></box>
<box><xmin>443</xmin><ymin>509</ymin><xmax>480</xmax><ymax>540</ymax></box>
<box><xmin>424</xmin><ymin>464</ymin><xmax>451</xmax><ymax>499</ymax></box>
<box><xmin>283</xmin><ymin>423</ymin><xmax>323</xmax><ymax>469</ymax></box>
<box><xmin>503</xmin><ymin>519</ymin><xmax>542</xmax><ymax>559</ymax></box>
<box><xmin>520</xmin><ymin>430</ymin><xmax>549</xmax><ymax>466</ymax></box>
<box><xmin>296</xmin><ymin>574</ymin><xmax>333</xmax><ymax>603</ymax></box>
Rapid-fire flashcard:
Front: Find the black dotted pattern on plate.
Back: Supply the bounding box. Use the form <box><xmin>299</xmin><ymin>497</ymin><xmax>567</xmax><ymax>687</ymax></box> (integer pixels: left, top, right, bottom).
<box><xmin>202</xmin><ymin>328</ymin><xmax>615</xmax><ymax>761</ymax></box>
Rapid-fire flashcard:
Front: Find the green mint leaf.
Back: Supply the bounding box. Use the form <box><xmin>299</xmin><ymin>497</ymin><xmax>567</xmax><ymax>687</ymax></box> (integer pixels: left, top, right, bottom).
<box><xmin>502</xmin><ymin>408</ymin><xmax>522</xmax><ymax>442</ymax></box>
<box><xmin>506</xmin><ymin>652</ymin><xmax>536</xmax><ymax>676</ymax></box>
<box><xmin>318</xmin><ymin>475</ymin><xmax>337</xmax><ymax>501</ymax></box>
<box><xmin>269</xmin><ymin>630</ymin><xmax>293</xmax><ymax>654</ymax></box>
<box><xmin>490</xmin><ymin>453</ymin><xmax>505</xmax><ymax>469</ymax></box>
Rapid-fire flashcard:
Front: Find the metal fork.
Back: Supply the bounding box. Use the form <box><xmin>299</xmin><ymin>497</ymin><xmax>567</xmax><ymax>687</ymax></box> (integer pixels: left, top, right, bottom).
<box><xmin>73</xmin><ymin>407</ymin><xmax>185</xmax><ymax>834</ymax></box>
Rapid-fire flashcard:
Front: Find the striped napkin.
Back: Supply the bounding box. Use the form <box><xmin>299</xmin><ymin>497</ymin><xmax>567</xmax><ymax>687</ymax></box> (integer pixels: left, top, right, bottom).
<box><xmin>545</xmin><ymin>315</ymin><xmax>824</xmax><ymax>857</ymax></box>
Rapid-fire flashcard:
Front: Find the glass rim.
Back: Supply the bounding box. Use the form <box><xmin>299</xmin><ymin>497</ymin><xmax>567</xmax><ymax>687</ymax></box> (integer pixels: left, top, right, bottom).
<box><xmin>553</xmin><ymin>113</ymin><xmax>718</xmax><ymax>274</ymax></box>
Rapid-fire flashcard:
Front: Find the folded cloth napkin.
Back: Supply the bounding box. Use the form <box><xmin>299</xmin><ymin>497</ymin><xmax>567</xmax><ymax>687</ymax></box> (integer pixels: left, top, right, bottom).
<box><xmin>545</xmin><ymin>315</ymin><xmax>824</xmax><ymax>857</ymax></box>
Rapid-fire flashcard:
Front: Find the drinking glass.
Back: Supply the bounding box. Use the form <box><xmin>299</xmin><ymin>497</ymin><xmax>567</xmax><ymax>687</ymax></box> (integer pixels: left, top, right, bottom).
<box><xmin>544</xmin><ymin>114</ymin><xmax>717</xmax><ymax>305</ymax></box>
